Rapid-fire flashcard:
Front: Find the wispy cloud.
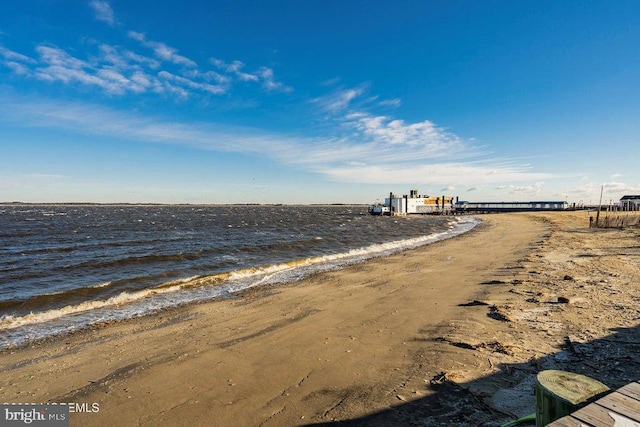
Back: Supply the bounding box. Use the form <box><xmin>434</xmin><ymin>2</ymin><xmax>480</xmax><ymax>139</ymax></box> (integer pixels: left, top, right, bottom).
<box><xmin>2</xmin><ymin>34</ymin><xmax>288</xmax><ymax>101</ymax></box>
<box><xmin>312</xmin><ymin>87</ymin><xmax>366</xmax><ymax>113</ymax></box>
<box><xmin>1</xmin><ymin>0</ymin><xmax>291</xmax><ymax>100</ymax></box>
<box><xmin>304</xmin><ymin>84</ymin><xmax>553</xmax><ymax>188</ymax></box>
<box><xmin>258</xmin><ymin>67</ymin><xmax>292</xmax><ymax>92</ymax></box>
<box><xmin>0</xmin><ymin>38</ymin><xmax>290</xmax><ymax>99</ymax></box>
<box><xmin>321</xmin><ymin>77</ymin><xmax>341</xmax><ymax>86</ymax></box>
<box><xmin>89</xmin><ymin>0</ymin><xmax>116</xmax><ymax>26</ymax></box>
<box><xmin>98</xmin><ymin>44</ymin><xmax>160</xmax><ymax>70</ymax></box>
<box><xmin>127</xmin><ymin>31</ymin><xmax>197</xmax><ymax>68</ymax></box>
<box><xmin>4</xmin><ymin>61</ymin><xmax>30</xmax><ymax>75</ymax></box>
<box><xmin>1</xmin><ymin>0</ymin><xmax>552</xmax><ymax>196</ymax></box>
<box><xmin>0</xmin><ymin>46</ymin><xmax>36</xmax><ymax>63</ymax></box>
<box><xmin>210</xmin><ymin>58</ymin><xmax>291</xmax><ymax>92</ymax></box>
<box><xmin>31</xmin><ymin>45</ymin><xmax>158</xmax><ymax>95</ymax></box>
<box><xmin>158</xmin><ymin>70</ymin><xmax>226</xmax><ymax>95</ymax></box>
<box><xmin>379</xmin><ymin>98</ymin><xmax>401</xmax><ymax>108</ymax></box>
<box><xmin>1</xmin><ymin>97</ymin><xmax>548</xmax><ymax>186</ymax></box>
<box><xmin>0</xmin><ymin>95</ymin><xmax>297</xmax><ymax>155</ymax></box>
<box><xmin>0</xmin><ymin>94</ymin><xmax>555</xmax><ymax>190</ymax></box>
<box><xmin>315</xmin><ymin>162</ymin><xmax>550</xmax><ymax>186</ymax></box>
<box><xmin>211</xmin><ymin>58</ymin><xmax>258</xmax><ymax>82</ymax></box>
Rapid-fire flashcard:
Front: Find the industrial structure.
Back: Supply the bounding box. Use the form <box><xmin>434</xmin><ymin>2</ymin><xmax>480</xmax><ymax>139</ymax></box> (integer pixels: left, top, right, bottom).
<box><xmin>369</xmin><ymin>190</ymin><xmax>456</xmax><ymax>215</ymax></box>
<box><xmin>369</xmin><ymin>189</ymin><xmax>570</xmax><ymax>215</ymax></box>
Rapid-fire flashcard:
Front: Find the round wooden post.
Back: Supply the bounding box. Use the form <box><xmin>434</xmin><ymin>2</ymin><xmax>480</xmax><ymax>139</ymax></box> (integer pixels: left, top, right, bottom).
<box><xmin>535</xmin><ymin>370</ymin><xmax>610</xmax><ymax>426</ymax></box>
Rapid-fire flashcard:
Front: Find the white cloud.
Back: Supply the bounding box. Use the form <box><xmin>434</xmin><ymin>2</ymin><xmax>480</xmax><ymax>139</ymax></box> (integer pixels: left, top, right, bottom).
<box><xmin>258</xmin><ymin>67</ymin><xmax>291</xmax><ymax>92</ymax></box>
<box><xmin>508</xmin><ymin>182</ymin><xmax>545</xmax><ymax>196</ymax></box>
<box><xmin>210</xmin><ymin>58</ymin><xmax>257</xmax><ymax>82</ymax></box>
<box><xmin>0</xmin><ymin>95</ymin><xmax>297</xmax><ymax>156</ymax></box>
<box><xmin>5</xmin><ymin>61</ymin><xmax>30</xmax><ymax>75</ymax></box>
<box><xmin>129</xmin><ymin>71</ymin><xmax>154</xmax><ymax>90</ymax></box>
<box><xmin>210</xmin><ymin>59</ymin><xmax>290</xmax><ymax>92</ymax></box>
<box><xmin>123</xmin><ymin>50</ymin><xmax>161</xmax><ymax>69</ymax></box>
<box><xmin>315</xmin><ymin>162</ymin><xmax>550</xmax><ymax>186</ymax></box>
<box><xmin>344</xmin><ymin>113</ymin><xmax>464</xmax><ymax>158</ymax></box>
<box><xmin>1</xmin><ymin>42</ymin><xmax>232</xmax><ymax>98</ymax></box>
<box><xmin>33</xmin><ymin>45</ymin><xmax>152</xmax><ymax>95</ymax></box>
<box><xmin>0</xmin><ymin>46</ymin><xmax>36</xmax><ymax>63</ymax></box>
<box><xmin>197</xmin><ymin>70</ymin><xmax>230</xmax><ymax>85</ymax></box>
<box><xmin>97</xmin><ymin>44</ymin><xmax>162</xmax><ymax>70</ymax></box>
<box><xmin>300</xmin><ymin>82</ymin><xmax>559</xmax><ymax>193</ymax></box>
<box><xmin>313</xmin><ymin>87</ymin><xmax>364</xmax><ymax>112</ymax></box>
<box><xmin>603</xmin><ymin>181</ymin><xmax>640</xmax><ymax>194</ymax></box>
<box><xmin>36</xmin><ymin>45</ymin><xmax>85</xmax><ymax>69</ymax></box>
<box><xmin>127</xmin><ymin>31</ymin><xmax>145</xmax><ymax>43</ymax></box>
<box><xmin>158</xmin><ymin>70</ymin><xmax>226</xmax><ymax>95</ymax></box>
<box><xmin>127</xmin><ymin>31</ymin><xmax>197</xmax><ymax>67</ymax></box>
<box><xmin>89</xmin><ymin>0</ymin><xmax>116</xmax><ymax>26</ymax></box>
<box><xmin>379</xmin><ymin>98</ymin><xmax>401</xmax><ymax>108</ymax></box>
<box><xmin>2</xmin><ymin>25</ymin><xmax>291</xmax><ymax>101</ymax></box>
<box><xmin>0</xmin><ymin>95</ymin><xmax>558</xmax><ymax>194</ymax></box>
<box><xmin>321</xmin><ymin>77</ymin><xmax>341</xmax><ymax>86</ymax></box>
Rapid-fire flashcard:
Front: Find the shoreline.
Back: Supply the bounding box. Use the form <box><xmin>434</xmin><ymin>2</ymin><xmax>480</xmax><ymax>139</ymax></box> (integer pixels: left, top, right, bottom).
<box><xmin>0</xmin><ymin>215</ymin><xmax>478</xmax><ymax>350</ymax></box>
<box><xmin>1</xmin><ymin>212</ymin><xmax>638</xmax><ymax>426</ymax></box>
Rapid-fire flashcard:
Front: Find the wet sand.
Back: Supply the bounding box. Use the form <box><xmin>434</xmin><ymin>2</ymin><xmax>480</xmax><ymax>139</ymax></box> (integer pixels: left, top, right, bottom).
<box><xmin>1</xmin><ymin>212</ymin><xmax>638</xmax><ymax>426</ymax></box>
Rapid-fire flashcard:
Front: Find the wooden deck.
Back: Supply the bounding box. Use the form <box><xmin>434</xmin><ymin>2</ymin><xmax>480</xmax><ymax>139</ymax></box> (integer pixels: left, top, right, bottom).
<box><xmin>548</xmin><ymin>381</ymin><xmax>640</xmax><ymax>426</ymax></box>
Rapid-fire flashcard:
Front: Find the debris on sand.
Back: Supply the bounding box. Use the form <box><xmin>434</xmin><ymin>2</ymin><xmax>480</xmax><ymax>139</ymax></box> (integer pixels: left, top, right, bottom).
<box><xmin>458</xmin><ymin>300</ymin><xmax>490</xmax><ymax>307</ymax></box>
<box><xmin>487</xmin><ymin>305</ymin><xmax>511</xmax><ymax>322</ymax></box>
<box><xmin>481</xmin><ymin>280</ymin><xmax>507</xmax><ymax>285</ymax></box>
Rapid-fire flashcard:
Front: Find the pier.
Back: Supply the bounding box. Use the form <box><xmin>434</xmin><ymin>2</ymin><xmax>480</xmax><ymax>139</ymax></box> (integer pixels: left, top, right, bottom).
<box><xmin>369</xmin><ymin>189</ymin><xmax>570</xmax><ymax>216</ymax></box>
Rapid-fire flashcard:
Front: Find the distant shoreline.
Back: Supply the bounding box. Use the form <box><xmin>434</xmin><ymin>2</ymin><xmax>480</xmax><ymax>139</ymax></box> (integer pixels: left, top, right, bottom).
<box><xmin>0</xmin><ymin>202</ymin><xmax>370</xmax><ymax>207</ymax></box>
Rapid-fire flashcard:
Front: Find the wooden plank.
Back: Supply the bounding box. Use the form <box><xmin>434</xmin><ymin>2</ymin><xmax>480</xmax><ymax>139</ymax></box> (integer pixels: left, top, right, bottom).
<box><xmin>571</xmin><ymin>401</ymin><xmax>631</xmax><ymax>426</ymax></box>
<box><xmin>547</xmin><ymin>414</ymin><xmax>592</xmax><ymax>426</ymax></box>
<box><xmin>617</xmin><ymin>382</ymin><xmax>640</xmax><ymax>401</ymax></box>
<box><xmin>595</xmin><ymin>391</ymin><xmax>640</xmax><ymax>422</ymax></box>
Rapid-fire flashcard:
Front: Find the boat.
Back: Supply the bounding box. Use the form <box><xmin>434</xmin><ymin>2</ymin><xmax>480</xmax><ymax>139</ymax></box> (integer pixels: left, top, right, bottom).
<box><xmin>368</xmin><ymin>204</ymin><xmax>390</xmax><ymax>216</ymax></box>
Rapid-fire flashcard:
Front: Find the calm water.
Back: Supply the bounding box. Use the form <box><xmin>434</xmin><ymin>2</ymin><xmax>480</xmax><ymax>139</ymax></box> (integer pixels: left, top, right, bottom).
<box><xmin>0</xmin><ymin>204</ymin><xmax>479</xmax><ymax>348</ymax></box>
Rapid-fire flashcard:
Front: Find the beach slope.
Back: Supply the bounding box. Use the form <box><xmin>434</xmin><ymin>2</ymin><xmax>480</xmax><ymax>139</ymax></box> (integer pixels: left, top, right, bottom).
<box><xmin>2</xmin><ymin>212</ymin><xmax>637</xmax><ymax>426</ymax></box>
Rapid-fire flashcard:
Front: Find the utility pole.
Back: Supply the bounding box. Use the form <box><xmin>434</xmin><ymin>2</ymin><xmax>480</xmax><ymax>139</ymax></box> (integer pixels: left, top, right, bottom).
<box><xmin>595</xmin><ymin>185</ymin><xmax>603</xmax><ymax>227</ymax></box>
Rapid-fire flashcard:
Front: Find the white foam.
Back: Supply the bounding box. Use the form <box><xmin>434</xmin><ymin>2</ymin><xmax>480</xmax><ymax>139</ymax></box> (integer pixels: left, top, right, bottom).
<box><xmin>90</xmin><ymin>281</ymin><xmax>112</xmax><ymax>289</ymax></box>
<box><xmin>0</xmin><ymin>287</ymin><xmax>182</xmax><ymax>330</ymax></box>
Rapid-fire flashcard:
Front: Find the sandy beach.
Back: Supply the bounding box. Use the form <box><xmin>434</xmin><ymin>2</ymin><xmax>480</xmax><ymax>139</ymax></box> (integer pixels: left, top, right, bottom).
<box><xmin>1</xmin><ymin>211</ymin><xmax>638</xmax><ymax>426</ymax></box>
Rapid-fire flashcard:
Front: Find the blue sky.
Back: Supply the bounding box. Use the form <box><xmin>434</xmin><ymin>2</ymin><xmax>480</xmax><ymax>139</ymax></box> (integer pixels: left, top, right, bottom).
<box><xmin>1</xmin><ymin>0</ymin><xmax>639</xmax><ymax>204</ymax></box>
